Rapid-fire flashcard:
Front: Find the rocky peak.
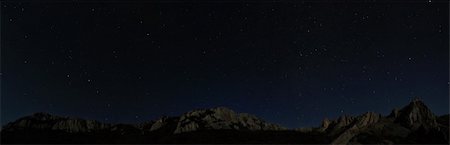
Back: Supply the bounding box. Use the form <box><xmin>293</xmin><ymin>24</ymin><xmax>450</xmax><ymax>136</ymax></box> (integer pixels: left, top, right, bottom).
<box><xmin>181</xmin><ymin>107</ymin><xmax>239</xmax><ymax>122</ymax></box>
<box><xmin>149</xmin><ymin>116</ymin><xmax>178</xmax><ymax>131</ymax></box>
<box><xmin>388</xmin><ymin>108</ymin><xmax>400</xmax><ymax>118</ymax></box>
<box><xmin>173</xmin><ymin>107</ymin><xmax>285</xmax><ymax>133</ymax></box>
<box><xmin>394</xmin><ymin>98</ymin><xmax>438</xmax><ymax>129</ymax></box>
<box><xmin>2</xmin><ymin>113</ymin><xmax>111</xmax><ymax>133</ymax></box>
<box><xmin>321</xmin><ymin>118</ymin><xmax>331</xmax><ymax>129</ymax></box>
<box><xmin>354</xmin><ymin>112</ymin><xmax>381</xmax><ymax>127</ymax></box>
<box><xmin>317</xmin><ymin>118</ymin><xmax>332</xmax><ymax>132</ymax></box>
<box><xmin>335</xmin><ymin>115</ymin><xmax>355</xmax><ymax>128</ymax></box>
<box><xmin>324</xmin><ymin>112</ymin><xmax>381</xmax><ymax>128</ymax></box>
<box><xmin>29</xmin><ymin>112</ymin><xmax>60</xmax><ymax>120</ymax></box>
<box><xmin>3</xmin><ymin>113</ymin><xmax>62</xmax><ymax>131</ymax></box>
<box><xmin>328</xmin><ymin>112</ymin><xmax>381</xmax><ymax>144</ymax></box>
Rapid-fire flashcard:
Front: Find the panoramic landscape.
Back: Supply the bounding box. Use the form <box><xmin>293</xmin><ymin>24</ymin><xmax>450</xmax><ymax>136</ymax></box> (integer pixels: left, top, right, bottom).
<box><xmin>1</xmin><ymin>0</ymin><xmax>448</xmax><ymax>144</ymax></box>
<box><xmin>1</xmin><ymin>99</ymin><xmax>449</xmax><ymax>144</ymax></box>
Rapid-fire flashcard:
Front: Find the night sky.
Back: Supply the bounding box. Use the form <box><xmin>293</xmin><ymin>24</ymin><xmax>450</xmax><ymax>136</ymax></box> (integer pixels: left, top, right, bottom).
<box><xmin>1</xmin><ymin>0</ymin><xmax>448</xmax><ymax>128</ymax></box>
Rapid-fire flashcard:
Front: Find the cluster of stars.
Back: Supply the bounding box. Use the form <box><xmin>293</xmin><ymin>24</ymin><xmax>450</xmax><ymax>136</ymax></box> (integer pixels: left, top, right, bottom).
<box><xmin>2</xmin><ymin>1</ymin><xmax>447</xmax><ymax>128</ymax></box>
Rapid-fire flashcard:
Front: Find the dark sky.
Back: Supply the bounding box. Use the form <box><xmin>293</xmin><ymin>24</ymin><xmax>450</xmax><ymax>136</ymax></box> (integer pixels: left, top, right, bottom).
<box><xmin>1</xmin><ymin>0</ymin><xmax>448</xmax><ymax>128</ymax></box>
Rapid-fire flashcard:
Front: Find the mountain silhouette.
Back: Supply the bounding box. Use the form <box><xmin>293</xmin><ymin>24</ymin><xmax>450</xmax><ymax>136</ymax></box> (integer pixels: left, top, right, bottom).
<box><xmin>1</xmin><ymin>99</ymin><xmax>448</xmax><ymax>144</ymax></box>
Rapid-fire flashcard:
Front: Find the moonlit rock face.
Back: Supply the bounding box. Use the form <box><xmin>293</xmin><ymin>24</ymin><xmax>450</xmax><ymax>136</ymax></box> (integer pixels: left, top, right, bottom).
<box><xmin>150</xmin><ymin>116</ymin><xmax>173</xmax><ymax>131</ymax></box>
<box><xmin>3</xmin><ymin>112</ymin><xmax>111</xmax><ymax>133</ymax></box>
<box><xmin>335</xmin><ymin>115</ymin><xmax>355</xmax><ymax>128</ymax></box>
<box><xmin>355</xmin><ymin>112</ymin><xmax>381</xmax><ymax>127</ymax></box>
<box><xmin>173</xmin><ymin>107</ymin><xmax>285</xmax><ymax>133</ymax></box>
<box><xmin>393</xmin><ymin>99</ymin><xmax>438</xmax><ymax>129</ymax></box>
<box><xmin>315</xmin><ymin>99</ymin><xmax>446</xmax><ymax>144</ymax></box>
<box><xmin>325</xmin><ymin>112</ymin><xmax>383</xmax><ymax>144</ymax></box>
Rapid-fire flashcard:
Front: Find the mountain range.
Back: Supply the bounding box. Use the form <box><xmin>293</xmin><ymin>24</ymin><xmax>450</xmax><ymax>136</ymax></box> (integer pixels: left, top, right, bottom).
<box><xmin>1</xmin><ymin>99</ymin><xmax>449</xmax><ymax>144</ymax></box>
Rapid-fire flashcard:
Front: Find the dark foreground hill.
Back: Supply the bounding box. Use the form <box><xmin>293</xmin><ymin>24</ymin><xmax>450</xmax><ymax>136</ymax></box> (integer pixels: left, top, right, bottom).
<box><xmin>1</xmin><ymin>99</ymin><xmax>448</xmax><ymax>144</ymax></box>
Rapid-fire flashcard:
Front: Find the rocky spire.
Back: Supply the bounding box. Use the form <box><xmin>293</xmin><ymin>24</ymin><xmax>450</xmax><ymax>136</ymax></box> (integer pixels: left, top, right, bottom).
<box><xmin>394</xmin><ymin>98</ymin><xmax>438</xmax><ymax>129</ymax></box>
<box><xmin>321</xmin><ymin>118</ymin><xmax>331</xmax><ymax>129</ymax></box>
<box><xmin>355</xmin><ymin>112</ymin><xmax>381</xmax><ymax>127</ymax></box>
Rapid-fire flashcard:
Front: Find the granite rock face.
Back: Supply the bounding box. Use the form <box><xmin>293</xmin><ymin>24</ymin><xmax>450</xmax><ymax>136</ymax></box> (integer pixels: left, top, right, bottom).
<box><xmin>173</xmin><ymin>107</ymin><xmax>285</xmax><ymax>133</ymax></box>
<box><xmin>328</xmin><ymin>112</ymin><xmax>382</xmax><ymax>144</ymax></box>
<box><xmin>2</xmin><ymin>107</ymin><xmax>285</xmax><ymax>135</ymax></box>
<box><xmin>150</xmin><ymin>116</ymin><xmax>176</xmax><ymax>131</ymax></box>
<box><xmin>2</xmin><ymin>112</ymin><xmax>111</xmax><ymax>133</ymax></box>
<box><xmin>316</xmin><ymin>99</ymin><xmax>447</xmax><ymax>144</ymax></box>
<box><xmin>391</xmin><ymin>98</ymin><xmax>438</xmax><ymax>129</ymax></box>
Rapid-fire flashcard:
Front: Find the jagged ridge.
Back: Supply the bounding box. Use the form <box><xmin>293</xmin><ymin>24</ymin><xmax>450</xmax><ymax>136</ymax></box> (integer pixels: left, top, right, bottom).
<box><xmin>2</xmin><ymin>107</ymin><xmax>284</xmax><ymax>135</ymax></box>
<box><xmin>1</xmin><ymin>99</ymin><xmax>448</xmax><ymax>144</ymax></box>
<box><xmin>314</xmin><ymin>98</ymin><xmax>448</xmax><ymax>144</ymax></box>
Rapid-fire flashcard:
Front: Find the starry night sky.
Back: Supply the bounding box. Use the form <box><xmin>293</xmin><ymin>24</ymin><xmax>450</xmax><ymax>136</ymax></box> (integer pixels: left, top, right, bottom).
<box><xmin>1</xmin><ymin>0</ymin><xmax>448</xmax><ymax>128</ymax></box>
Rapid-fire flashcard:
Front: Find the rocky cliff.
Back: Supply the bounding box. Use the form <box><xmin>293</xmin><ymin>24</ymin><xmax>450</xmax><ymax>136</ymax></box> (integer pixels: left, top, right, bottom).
<box><xmin>391</xmin><ymin>98</ymin><xmax>439</xmax><ymax>129</ymax></box>
<box><xmin>173</xmin><ymin>107</ymin><xmax>285</xmax><ymax>133</ymax></box>
<box><xmin>315</xmin><ymin>99</ymin><xmax>448</xmax><ymax>144</ymax></box>
<box><xmin>2</xmin><ymin>107</ymin><xmax>284</xmax><ymax>135</ymax></box>
<box><xmin>2</xmin><ymin>112</ymin><xmax>111</xmax><ymax>133</ymax></box>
